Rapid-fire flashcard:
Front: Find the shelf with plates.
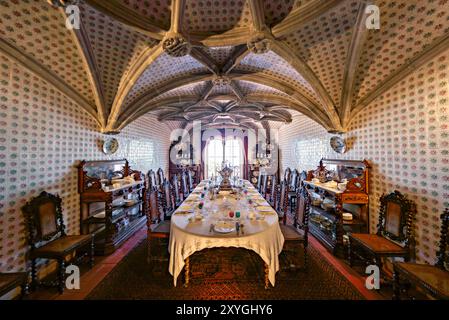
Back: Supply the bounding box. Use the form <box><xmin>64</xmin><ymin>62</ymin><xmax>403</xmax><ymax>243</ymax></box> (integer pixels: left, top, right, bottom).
<box><xmin>304</xmin><ymin>158</ymin><xmax>370</xmax><ymax>256</ymax></box>
<box><xmin>77</xmin><ymin>159</ymin><xmax>147</xmax><ymax>255</ymax></box>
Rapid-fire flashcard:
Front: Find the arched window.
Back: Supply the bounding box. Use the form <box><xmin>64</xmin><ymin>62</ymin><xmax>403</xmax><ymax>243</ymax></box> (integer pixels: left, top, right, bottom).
<box><xmin>204</xmin><ymin>136</ymin><xmax>244</xmax><ymax>179</ymax></box>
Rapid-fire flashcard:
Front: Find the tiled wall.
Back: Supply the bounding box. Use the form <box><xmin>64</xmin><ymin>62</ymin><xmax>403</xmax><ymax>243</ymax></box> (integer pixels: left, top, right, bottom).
<box><xmin>0</xmin><ymin>54</ymin><xmax>171</xmax><ymax>273</ymax></box>
<box><xmin>279</xmin><ymin>51</ymin><xmax>449</xmax><ymax>265</ymax></box>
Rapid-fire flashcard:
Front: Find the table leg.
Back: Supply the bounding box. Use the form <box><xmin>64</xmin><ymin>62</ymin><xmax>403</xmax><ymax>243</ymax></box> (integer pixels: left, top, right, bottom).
<box><xmin>184</xmin><ymin>256</ymin><xmax>190</xmax><ymax>288</ymax></box>
<box><xmin>264</xmin><ymin>263</ymin><xmax>269</xmax><ymax>289</ymax></box>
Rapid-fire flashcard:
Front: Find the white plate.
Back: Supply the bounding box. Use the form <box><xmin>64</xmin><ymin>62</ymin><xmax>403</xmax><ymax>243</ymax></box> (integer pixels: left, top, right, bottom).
<box><xmin>214</xmin><ymin>221</ymin><xmax>235</xmax><ymax>233</ymax></box>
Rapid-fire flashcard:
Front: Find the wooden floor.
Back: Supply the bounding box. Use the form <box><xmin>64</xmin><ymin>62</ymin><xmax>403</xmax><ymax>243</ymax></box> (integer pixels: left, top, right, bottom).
<box><xmin>27</xmin><ymin>228</ymin><xmax>382</xmax><ymax>300</ymax></box>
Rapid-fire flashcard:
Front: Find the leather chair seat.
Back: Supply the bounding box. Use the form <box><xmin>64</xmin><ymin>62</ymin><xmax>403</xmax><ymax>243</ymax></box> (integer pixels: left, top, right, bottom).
<box><xmin>33</xmin><ymin>234</ymin><xmax>92</xmax><ymax>258</ymax></box>
<box><xmin>150</xmin><ymin>220</ymin><xmax>171</xmax><ymax>235</ymax></box>
<box><xmin>395</xmin><ymin>262</ymin><xmax>449</xmax><ymax>298</ymax></box>
<box><xmin>280</xmin><ymin>224</ymin><xmax>305</xmax><ymax>241</ymax></box>
<box><xmin>350</xmin><ymin>233</ymin><xmax>406</xmax><ymax>253</ymax></box>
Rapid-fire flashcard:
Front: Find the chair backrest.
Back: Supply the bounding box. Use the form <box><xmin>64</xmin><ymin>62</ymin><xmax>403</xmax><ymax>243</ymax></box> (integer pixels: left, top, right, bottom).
<box><xmin>156</xmin><ymin>168</ymin><xmax>165</xmax><ymax>186</ymax></box>
<box><xmin>172</xmin><ymin>174</ymin><xmax>181</xmax><ymax>204</ymax></box>
<box><xmin>436</xmin><ymin>208</ymin><xmax>449</xmax><ymax>270</ymax></box>
<box><xmin>257</xmin><ymin>173</ymin><xmax>263</xmax><ymax>191</ymax></box>
<box><xmin>269</xmin><ymin>182</ymin><xmax>278</xmax><ymax>205</ymax></box>
<box><xmin>162</xmin><ymin>180</ymin><xmax>174</xmax><ymax>214</ymax></box>
<box><xmin>147</xmin><ymin>169</ymin><xmax>158</xmax><ymax>191</ymax></box>
<box><xmin>276</xmin><ymin>181</ymin><xmax>289</xmax><ymax>216</ymax></box>
<box><xmin>293</xmin><ymin>186</ymin><xmax>311</xmax><ymax>230</ymax></box>
<box><xmin>187</xmin><ymin>170</ymin><xmax>194</xmax><ymax>192</ymax></box>
<box><xmin>181</xmin><ymin>170</ymin><xmax>189</xmax><ymax>196</ymax></box>
<box><xmin>260</xmin><ymin>174</ymin><xmax>268</xmax><ymax>195</ymax></box>
<box><xmin>298</xmin><ymin>170</ymin><xmax>308</xmax><ymax>188</ymax></box>
<box><xmin>377</xmin><ymin>190</ymin><xmax>416</xmax><ymax>247</ymax></box>
<box><xmin>290</xmin><ymin>169</ymin><xmax>299</xmax><ymax>190</ymax></box>
<box><xmin>22</xmin><ymin>191</ymin><xmax>65</xmax><ymax>249</ymax></box>
<box><xmin>145</xmin><ymin>189</ymin><xmax>162</xmax><ymax>226</ymax></box>
<box><xmin>284</xmin><ymin>167</ymin><xmax>291</xmax><ymax>184</ymax></box>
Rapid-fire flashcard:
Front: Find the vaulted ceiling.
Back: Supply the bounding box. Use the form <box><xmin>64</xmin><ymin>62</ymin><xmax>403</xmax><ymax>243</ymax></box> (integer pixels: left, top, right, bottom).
<box><xmin>1</xmin><ymin>0</ymin><xmax>448</xmax><ymax>133</ymax></box>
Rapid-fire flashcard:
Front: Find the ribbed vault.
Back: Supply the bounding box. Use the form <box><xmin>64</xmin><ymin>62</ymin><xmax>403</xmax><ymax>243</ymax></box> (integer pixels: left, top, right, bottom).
<box><xmin>1</xmin><ymin>0</ymin><xmax>448</xmax><ymax>133</ymax></box>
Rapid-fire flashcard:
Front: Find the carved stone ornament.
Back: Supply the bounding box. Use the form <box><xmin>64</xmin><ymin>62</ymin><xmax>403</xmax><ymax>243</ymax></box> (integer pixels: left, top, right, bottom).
<box><xmin>247</xmin><ymin>34</ymin><xmax>271</xmax><ymax>54</ymax></box>
<box><xmin>212</xmin><ymin>75</ymin><xmax>231</xmax><ymax>86</ymax></box>
<box><xmin>162</xmin><ymin>34</ymin><xmax>191</xmax><ymax>57</ymax></box>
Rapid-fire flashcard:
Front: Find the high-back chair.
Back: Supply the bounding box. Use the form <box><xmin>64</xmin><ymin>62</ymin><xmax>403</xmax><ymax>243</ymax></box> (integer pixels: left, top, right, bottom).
<box><xmin>22</xmin><ymin>191</ymin><xmax>94</xmax><ymax>293</ymax></box>
<box><xmin>172</xmin><ymin>174</ymin><xmax>182</xmax><ymax>207</ymax></box>
<box><xmin>287</xmin><ymin>169</ymin><xmax>300</xmax><ymax>213</ymax></box>
<box><xmin>156</xmin><ymin>168</ymin><xmax>165</xmax><ymax>188</ymax></box>
<box><xmin>280</xmin><ymin>186</ymin><xmax>311</xmax><ymax>270</ymax></box>
<box><xmin>256</xmin><ymin>173</ymin><xmax>264</xmax><ymax>192</ymax></box>
<box><xmin>348</xmin><ymin>190</ymin><xmax>416</xmax><ymax>279</ymax></box>
<box><xmin>266</xmin><ymin>174</ymin><xmax>277</xmax><ymax>206</ymax></box>
<box><xmin>393</xmin><ymin>208</ymin><xmax>449</xmax><ymax>299</ymax></box>
<box><xmin>180</xmin><ymin>170</ymin><xmax>190</xmax><ymax>198</ymax></box>
<box><xmin>146</xmin><ymin>189</ymin><xmax>170</xmax><ymax>264</ymax></box>
<box><xmin>275</xmin><ymin>180</ymin><xmax>289</xmax><ymax>221</ymax></box>
<box><xmin>284</xmin><ymin>167</ymin><xmax>292</xmax><ymax>185</ymax></box>
<box><xmin>260</xmin><ymin>174</ymin><xmax>269</xmax><ymax>197</ymax></box>
<box><xmin>161</xmin><ymin>180</ymin><xmax>175</xmax><ymax>219</ymax></box>
<box><xmin>187</xmin><ymin>170</ymin><xmax>195</xmax><ymax>193</ymax></box>
<box><xmin>147</xmin><ymin>169</ymin><xmax>158</xmax><ymax>191</ymax></box>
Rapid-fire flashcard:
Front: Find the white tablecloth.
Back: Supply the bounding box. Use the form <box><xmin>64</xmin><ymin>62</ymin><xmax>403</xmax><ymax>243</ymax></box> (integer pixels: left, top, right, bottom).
<box><xmin>168</xmin><ymin>180</ymin><xmax>285</xmax><ymax>287</ymax></box>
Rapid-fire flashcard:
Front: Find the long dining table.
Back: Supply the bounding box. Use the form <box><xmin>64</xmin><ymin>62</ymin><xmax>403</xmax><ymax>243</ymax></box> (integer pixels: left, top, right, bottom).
<box><xmin>168</xmin><ymin>180</ymin><xmax>285</xmax><ymax>288</ymax></box>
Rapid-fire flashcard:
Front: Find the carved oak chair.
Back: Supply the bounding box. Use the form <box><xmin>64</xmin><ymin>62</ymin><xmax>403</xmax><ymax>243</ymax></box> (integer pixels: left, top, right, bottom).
<box><xmin>172</xmin><ymin>174</ymin><xmax>182</xmax><ymax>207</ymax></box>
<box><xmin>180</xmin><ymin>170</ymin><xmax>190</xmax><ymax>199</ymax></box>
<box><xmin>259</xmin><ymin>174</ymin><xmax>268</xmax><ymax>198</ymax></box>
<box><xmin>256</xmin><ymin>173</ymin><xmax>264</xmax><ymax>192</ymax></box>
<box><xmin>187</xmin><ymin>169</ymin><xmax>196</xmax><ymax>192</ymax></box>
<box><xmin>22</xmin><ymin>191</ymin><xmax>94</xmax><ymax>294</ymax></box>
<box><xmin>275</xmin><ymin>180</ymin><xmax>289</xmax><ymax>221</ymax></box>
<box><xmin>348</xmin><ymin>190</ymin><xmax>416</xmax><ymax>279</ymax></box>
<box><xmin>266</xmin><ymin>174</ymin><xmax>278</xmax><ymax>207</ymax></box>
<box><xmin>146</xmin><ymin>189</ymin><xmax>170</xmax><ymax>264</ymax></box>
<box><xmin>287</xmin><ymin>169</ymin><xmax>299</xmax><ymax>213</ymax></box>
<box><xmin>280</xmin><ymin>186</ymin><xmax>311</xmax><ymax>271</ymax></box>
<box><xmin>161</xmin><ymin>179</ymin><xmax>176</xmax><ymax>219</ymax></box>
<box><xmin>284</xmin><ymin>167</ymin><xmax>292</xmax><ymax>185</ymax></box>
<box><xmin>393</xmin><ymin>208</ymin><xmax>449</xmax><ymax>300</ymax></box>
<box><xmin>156</xmin><ymin>168</ymin><xmax>165</xmax><ymax>189</ymax></box>
<box><xmin>0</xmin><ymin>272</ymin><xmax>29</xmax><ymax>299</ymax></box>
<box><xmin>147</xmin><ymin>169</ymin><xmax>158</xmax><ymax>191</ymax></box>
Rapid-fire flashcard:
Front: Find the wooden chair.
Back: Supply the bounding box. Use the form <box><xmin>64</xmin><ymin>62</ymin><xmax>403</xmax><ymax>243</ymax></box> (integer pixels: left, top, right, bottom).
<box><xmin>180</xmin><ymin>170</ymin><xmax>190</xmax><ymax>199</ymax></box>
<box><xmin>161</xmin><ymin>179</ymin><xmax>176</xmax><ymax>219</ymax></box>
<box><xmin>284</xmin><ymin>167</ymin><xmax>292</xmax><ymax>185</ymax></box>
<box><xmin>348</xmin><ymin>190</ymin><xmax>416</xmax><ymax>279</ymax></box>
<box><xmin>280</xmin><ymin>186</ymin><xmax>311</xmax><ymax>270</ymax></box>
<box><xmin>259</xmin><ymin>174</ymin><xmax>268</xmax><ymax>197</ymax></box>
<box><xmin>275</xmin><ymin>180</ymin><xmax>289</xmax><ymax>221</ymax></box>
<box><xmin>256</xmin><ymin>173</ymin><xmax>264</xmax><ymax>192</ymax></box>
<box><xmin>0</xmin><ymin>272</ymin><xmax>29</xmax><ymax>299</ymax></box>
<box><xmin>156</xmin><ymin>168</ymin><xmax>165</xmax><ymax>189</ymax></box>
<box><xmin>187</xmin><ymin>169</ymin><xmax>195</xmax><ymax>193</ymax></box>
<box><xmin>172</xmin><ymin>174</ymin><xmax>182</xmax><ymax>207</ymax></box>
<box><xmin>287</xmin><ymin>169</ymin><xmax>299</xmax><ymax>213</ymax></box>
<box><xmin>266</xmin><ymin>174</ymin><xmax>277</xmax><ymax>206</ymax></box>
<box><xmin>22</xmin><ymin>191</ymin><xmax>94</xmax><ymax>293</ymax></box>
<box><xmin>393</xmin><ymin>208</ymin><xmax>449</xmax><ymax>300</ymax></box>
<box><xmin>147</xmin><ymin>169</ymin><xmax>158</xmax><ymax>191</ymax></box>
<box><xmin>146</xmin><ymin>189</ymin><xmax>170</xmax><ymax>264</ymax></box>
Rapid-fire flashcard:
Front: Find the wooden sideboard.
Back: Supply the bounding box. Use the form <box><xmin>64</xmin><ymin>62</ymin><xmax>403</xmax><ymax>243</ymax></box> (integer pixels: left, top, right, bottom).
<box><xmin>77</xmin><ymin>159</ymin><xmax>147</xmax><ymax>255</ymax></box>
<box><xmin>303</xmin><ymin>159</ymin><xmax>370</xmax><ymax>256</ymax></box>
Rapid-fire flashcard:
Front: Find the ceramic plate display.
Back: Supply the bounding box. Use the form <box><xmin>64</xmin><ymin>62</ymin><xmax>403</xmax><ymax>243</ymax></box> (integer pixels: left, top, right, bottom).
<box><xmin>102</xmin><ymin>138</ymin><xmax>119</xmax><ymax>154</ymax></box>
<box><xmin>330</xmin><ymin>136</ymin><xmax>346</xmax><ymax>153</ymax></box>
<box><xmin>214</xmin><ymin>221</ymin><xmax>235</xmax><ymax>233</ymax></box>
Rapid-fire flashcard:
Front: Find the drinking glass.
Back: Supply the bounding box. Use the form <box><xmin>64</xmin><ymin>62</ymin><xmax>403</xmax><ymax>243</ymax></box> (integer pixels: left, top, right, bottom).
<box><xmin>229</xmin><ymin>211</ymin><xmax>234</xmax><ymax>219</ymax></box>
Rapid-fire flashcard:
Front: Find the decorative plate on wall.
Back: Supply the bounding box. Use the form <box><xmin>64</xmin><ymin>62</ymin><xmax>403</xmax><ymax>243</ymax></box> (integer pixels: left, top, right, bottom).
<box><xmin>102</xmin><ymin>138</ymin><xmax>119</xmax><ymax>154</ymax></box>
<box><xmin>330</xmin><ymin>136</ymin><xmax>346</xmax><ymax>153</ymax></box>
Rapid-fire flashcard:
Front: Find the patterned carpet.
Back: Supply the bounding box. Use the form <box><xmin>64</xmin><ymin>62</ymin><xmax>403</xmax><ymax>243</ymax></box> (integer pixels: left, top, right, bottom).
<box><xmin>86</xmin><ymin>238</ymin><xmax>365</xmax><ymax>300</ymax></box>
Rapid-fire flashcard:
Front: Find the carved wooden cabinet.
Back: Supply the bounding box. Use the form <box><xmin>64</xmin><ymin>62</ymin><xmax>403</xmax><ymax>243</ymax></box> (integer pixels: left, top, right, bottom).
<box><xmin>303</xmin><ymin>159</ymin><xmax>370</xmax><ymax>256</ymax></box>
<box><xmin>77</xmin><ymin>159</ymin><xmax>147</xmax><ymax>255</ymax></box>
